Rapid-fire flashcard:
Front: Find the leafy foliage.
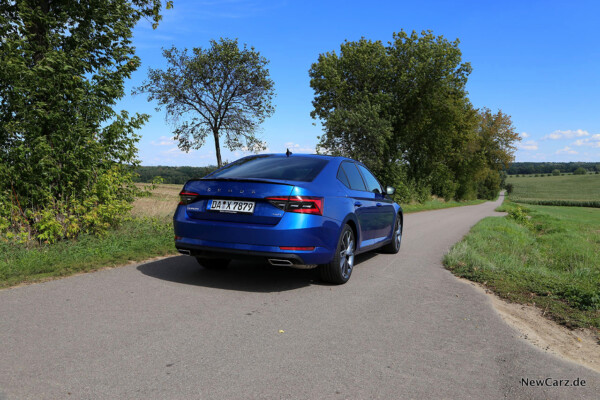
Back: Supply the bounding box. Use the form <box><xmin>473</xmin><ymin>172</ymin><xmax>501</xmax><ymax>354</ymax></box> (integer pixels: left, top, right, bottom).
<box><xmin>309</xmin><ymin>30</ymin><xmax>520</xmax><ymax>202</ymax></box>
<box><xmin>504</xmin><ymin>183</ymin><xmax>514</xmax><ymax>194</ymax></box>
<box><xmin>0</xmin><ymin>0</ymin><xmax>171</xmax><ymax>243</ymax></box>
<box><xmin>135</xmin><ymin>38</ymin><xmax>275</xmax><ymax>167</ymax></box>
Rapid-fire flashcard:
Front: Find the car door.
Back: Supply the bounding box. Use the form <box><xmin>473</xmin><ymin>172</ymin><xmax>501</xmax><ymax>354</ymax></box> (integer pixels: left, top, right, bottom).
<box><xmin>356</xmin><ymin>164</ymin><xmax>395</xmax><ymax>242</ymax></box>
<box><xmin>338</xmin><ymin>161</ymin><xmax>380</xmax><ymax>246</ymax></box>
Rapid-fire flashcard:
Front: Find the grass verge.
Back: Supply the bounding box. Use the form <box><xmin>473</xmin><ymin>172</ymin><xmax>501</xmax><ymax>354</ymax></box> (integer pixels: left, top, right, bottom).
<box><xmin>0</xmin><ymin>217</ymin><xmax>177</xmax><ymax>289</ymax></box>
<box><xmin>444</xmin><ymin>201</ymin><xmax>600</xmax><ymax>329</ymax></box>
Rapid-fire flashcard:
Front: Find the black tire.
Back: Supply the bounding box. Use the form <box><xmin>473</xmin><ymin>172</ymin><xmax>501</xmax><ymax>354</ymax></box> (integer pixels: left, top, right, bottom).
<box><xmin>196</xmin><ymin>257</ymin><xmax>230</xmax><ymax>270</ymax></box>
<box><xmin>382</xmin><ymin>215</ymin><xmax>402</xmax><ymax>254</ymax></box>
<box><xmin>319</xmin><ymin>224</ymin><xmax>356</xmax><ymax>284</ymax></box>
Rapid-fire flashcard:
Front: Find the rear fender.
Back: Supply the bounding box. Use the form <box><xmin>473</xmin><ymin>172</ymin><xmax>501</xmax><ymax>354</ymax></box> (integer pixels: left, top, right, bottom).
<box><xmin>340</xmin><ymin>214</ymin><xmax>360</xmax><ymax>248</ymax></box>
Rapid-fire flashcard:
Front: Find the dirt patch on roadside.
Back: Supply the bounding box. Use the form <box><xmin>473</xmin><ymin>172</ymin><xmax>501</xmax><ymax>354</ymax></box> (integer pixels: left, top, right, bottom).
<box><xmin>462</xmin><ymin>279</ymin><xmax>600</xmax><ymax>374</ymax></box>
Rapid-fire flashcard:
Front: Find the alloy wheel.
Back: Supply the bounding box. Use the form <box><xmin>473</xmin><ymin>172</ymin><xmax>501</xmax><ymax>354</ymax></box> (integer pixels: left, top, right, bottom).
<box><xmin>339</xmin><ymin>230</ymin><xmax>355</xmax><ymax>279</ymax></box>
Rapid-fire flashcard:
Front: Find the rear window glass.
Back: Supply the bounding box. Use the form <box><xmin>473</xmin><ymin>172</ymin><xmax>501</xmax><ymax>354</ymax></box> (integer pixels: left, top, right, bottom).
<box><xmin>340</xmin><ymin>162</ymin><xmax>367</xmax><ymax>191</ymax></box>
<box><xmin>206</xmin><ymin>156</ymin><xmax>328</xmax><ymax>182</ymax></box>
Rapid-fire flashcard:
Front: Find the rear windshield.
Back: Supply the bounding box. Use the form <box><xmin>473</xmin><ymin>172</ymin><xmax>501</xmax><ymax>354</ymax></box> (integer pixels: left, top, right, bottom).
<box><xmin>205</xmin><ymin>156</ymin><xmax>329</xmax><ymax>182</ymax></box>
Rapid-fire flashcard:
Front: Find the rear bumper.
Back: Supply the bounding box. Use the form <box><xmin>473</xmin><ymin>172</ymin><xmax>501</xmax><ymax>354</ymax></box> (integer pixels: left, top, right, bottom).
<box><xmin>173</xmin><ymin>208</ymin><xmax>340</xmax><ymax>265</ymax></box>
<box><xmin>175</xmin><ymin>239</ymin><xmax>333</xmax><ymax>265</ymax></box>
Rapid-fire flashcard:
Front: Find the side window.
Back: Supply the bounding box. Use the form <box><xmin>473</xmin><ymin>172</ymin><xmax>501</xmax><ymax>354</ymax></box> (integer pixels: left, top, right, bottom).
<box><xmin>357</xmin><ymin>165</ymin><xmax>383</xmax><ymax>194</ymax></box>
<box><xmin>337</xmin><ymin>167</ymin><xmax>350</xmax><ymax>188</ymax></box>
<box><xmin>340</xmin><ymin>162</ymin><xmax>367</xmax><ymax>191</ymax></box>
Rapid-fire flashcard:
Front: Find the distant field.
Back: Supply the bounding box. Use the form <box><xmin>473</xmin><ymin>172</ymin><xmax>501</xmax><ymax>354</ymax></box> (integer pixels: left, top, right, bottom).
<box><xmin>507</xmin><ymin>174</ymin><xmax>600</xmax><ymax>207</ymax></box>
<box><xmin>132</xmin><ymin>183</ymin><xmax>181</xmax><ymax>220</ymax></box>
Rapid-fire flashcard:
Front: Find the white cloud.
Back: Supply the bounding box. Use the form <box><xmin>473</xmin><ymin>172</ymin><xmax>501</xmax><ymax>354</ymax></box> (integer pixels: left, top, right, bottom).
<box><xmin>571</xmin><ymin>134</ymin><xmax>600</xmax><ymax>148</ymax></box>
<box><xmin>519</xmin><ymin>140</ymin><xmax>538</xmax><ymax>151</ymax></box>
<box><xmin>151</xmin><ymin>136</ymin><xmax>177</xmax><ymax>146</ymax></box>
<box><xmin>161</xmin><ymin>147</ymin><xmax>182</xmax><ymax>154</ymax></box>
<box><xmin>283</xmin><ymin>142</ymin><xmax>314</xmax><ymax>153</ymax></box>
<box><xmin>544</xmin><ymin>129</ymin><xmax>590</xmax><ymax>140</ymax></box>
<box><xmin>556</xmin><ymin>146</ymin><xmax>578</xmax><ymax>155</ymax></box>
<box><xmin>520</xmin><ymin>132</ymin><xmax>529</xmax><ymax>138</ymax></box>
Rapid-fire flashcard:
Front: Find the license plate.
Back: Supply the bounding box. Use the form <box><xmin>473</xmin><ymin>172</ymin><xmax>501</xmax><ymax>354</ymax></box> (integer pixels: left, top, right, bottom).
<box><xmin>208</xmin><ymin>199</ymin><xmax>255</xmax><ymax>214</ymax></box>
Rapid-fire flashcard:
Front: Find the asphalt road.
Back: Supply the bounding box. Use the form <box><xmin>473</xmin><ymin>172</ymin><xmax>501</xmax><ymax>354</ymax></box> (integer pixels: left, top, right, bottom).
<box><xmin>1</xmin><ymin>193</ymin><xmax>598</xmax><ymax>399</ymax></box>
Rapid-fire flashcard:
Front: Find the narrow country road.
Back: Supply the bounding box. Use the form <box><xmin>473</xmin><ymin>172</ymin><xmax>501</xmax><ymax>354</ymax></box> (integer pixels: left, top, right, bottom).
<box><xmin>1</xmin><ymin>193</ymin><xmax>598</xmax><ymax>399</ymax></box>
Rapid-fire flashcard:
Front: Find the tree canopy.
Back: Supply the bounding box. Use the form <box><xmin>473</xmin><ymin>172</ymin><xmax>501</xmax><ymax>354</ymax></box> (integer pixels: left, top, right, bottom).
<box><xmin>135</xmin><ymin>38</ymin><xmax>275</xmax><ymax>167</ymax></box>
<box><xmin>0</xmin><ymin>0</ymin><xmax>171</xmax><ymax>243</ymax></box>
<box><xmin>310</xmin><ymin>30</ymin><xmax>520</xmax><ymax>201</ymax></box>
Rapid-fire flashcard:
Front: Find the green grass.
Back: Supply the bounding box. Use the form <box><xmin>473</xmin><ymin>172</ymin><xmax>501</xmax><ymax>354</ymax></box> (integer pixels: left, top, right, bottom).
<box><xmin>507</xmin><ymin>174</ymin><xmax>600</xmax><ymax>207</ymax></box>
<box><xmin>444</xmin><ymin>201</ymin><xmax>600</xmax><ymax>329</ymax></box>
<box><xmin>0</xmin><ymin>217</ymin><xmax>177</xmax><ymax>289</ymax></box>
<box><xmin>402</xmin><ymin>198</ymin><xmax>487</xmax><ymax>213</ymax></box>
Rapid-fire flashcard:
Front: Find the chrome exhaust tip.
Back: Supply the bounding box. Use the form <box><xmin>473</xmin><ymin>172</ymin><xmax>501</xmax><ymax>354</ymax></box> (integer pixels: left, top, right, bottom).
<box><xmin>268</xmin><ymin>259</ymin><xmax>293</xmax><ymax>266</ymax></box>
<box><xmin>178</xmin><ymin>249</ymin><xmax>191</xmax><ymax>256</ymax></box>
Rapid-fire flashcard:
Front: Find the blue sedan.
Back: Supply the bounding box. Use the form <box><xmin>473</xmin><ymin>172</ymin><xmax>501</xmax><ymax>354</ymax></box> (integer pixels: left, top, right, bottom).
<box><xmin>173</xmin><ymin>154</ymin><xmax>403</xmax><ymax>284</ymax></box>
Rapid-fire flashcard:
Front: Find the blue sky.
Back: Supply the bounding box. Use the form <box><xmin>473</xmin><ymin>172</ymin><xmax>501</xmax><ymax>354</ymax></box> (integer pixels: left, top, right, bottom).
<box><xmin>118</xmin><ymin>0</ymin><xmax>600</xmax><ymax>166</ymax></box>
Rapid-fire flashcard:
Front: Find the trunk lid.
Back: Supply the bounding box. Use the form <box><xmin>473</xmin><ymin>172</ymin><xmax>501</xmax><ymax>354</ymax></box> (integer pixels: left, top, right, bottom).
<box><xmin>182</xmin><ymin>178</ymin><xmax>295</xmax><ymax>225</ymax></box>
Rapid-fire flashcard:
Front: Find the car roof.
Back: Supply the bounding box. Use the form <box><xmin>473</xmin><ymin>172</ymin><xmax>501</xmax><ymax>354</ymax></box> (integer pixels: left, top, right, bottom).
<box><xmin>254</xmin><ymin>153</ymin><xmax>353</xmax><ymax>162</ymax></box>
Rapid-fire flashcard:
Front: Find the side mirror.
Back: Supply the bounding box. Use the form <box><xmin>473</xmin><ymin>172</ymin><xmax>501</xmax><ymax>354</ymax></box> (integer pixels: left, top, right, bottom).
<box><xmin>385</xmin><ymin>186</ymin><xmax>395</xmax><ymax>195</ymax></box>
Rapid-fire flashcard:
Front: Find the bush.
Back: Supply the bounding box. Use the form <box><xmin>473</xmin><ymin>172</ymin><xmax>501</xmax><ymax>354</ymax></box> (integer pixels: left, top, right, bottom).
<box><xmin>508</xmin><ymin>205</ymin><xmax>531</xmax><ymax>227</ymax></box>
<box><xmin>573</xmin><ymin>167</ymin><xmax>587</xmax><ymax>175</ymax></box>
<box><xmin>0</xmin><ymin>166</ymin><xmax>151</xmax><ymax>244</ymax></box>
<box><xmin>504</xmin><ymin>183</ymin><xmax>514</xmax><ymax>194</ymax></box>
<box><xmin>552</xmin><ymin>169</ymin><xmax>560</xmax><ymax>176</ymax></box>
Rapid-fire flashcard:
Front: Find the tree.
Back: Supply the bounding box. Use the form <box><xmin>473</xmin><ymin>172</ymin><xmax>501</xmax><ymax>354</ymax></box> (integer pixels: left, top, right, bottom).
<box><xmin>573</xmin><ymin>167</ymin><xmax>587</xmax><ymax>175</ymax></box>
<box><xmin>0</xmin><ymin>0</ymin><xmax>172</xmax><ymax>242</ymax></box>
<box><xmin>466</xmin><ymin>108</ymin><xmax>520</xmax><ymax>199</ymax></box>
<box><xmin>310</xmin><ymin>39</ymin><xmax>393</xmax><ymax>174</ymax></box>
<box><xmin>310</xmin><ymin>30</ymin><xmax>518</xmax><ymax>201</ymax></box>
<box><xmin>552</xmin><ymin>169</ymin><xmax>560</xmax><ymax>176</ymax></box>
<box><xmin>135</xmin><ymin>38</ymin><xmax>275</xmax><ymax>167</ymax></box>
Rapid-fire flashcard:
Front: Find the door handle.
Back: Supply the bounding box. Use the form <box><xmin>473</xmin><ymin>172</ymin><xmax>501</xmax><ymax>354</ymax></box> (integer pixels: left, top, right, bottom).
<box><xmin>376</xmin><ymin>203</ymin><xmax>382</xmax><ymax>207</ymax></box>
<box><xmin>354</xmin><ymin>201</ymin><xmax>363</xmax><ymax>208</ymax></box>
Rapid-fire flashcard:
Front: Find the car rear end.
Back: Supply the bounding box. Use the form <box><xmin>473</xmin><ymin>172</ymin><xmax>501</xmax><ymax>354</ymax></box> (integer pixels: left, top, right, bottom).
<box><xmin>173</xmin><ymin>155</ymin><xmax>341</xmax><ymax>267</ymax></box>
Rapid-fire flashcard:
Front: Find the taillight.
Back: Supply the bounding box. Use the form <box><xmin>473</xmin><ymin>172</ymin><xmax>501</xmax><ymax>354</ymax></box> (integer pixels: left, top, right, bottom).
<box><xmin>279</xmin><ymin>246</ymin><xmax>315</xmax><ymax>251</ymax></box>
<box><xmin>179</xmin><ymin>191</ymin><xmax>199</xmax><ymax>205</ymax></box>
<box><xmin>266</xmin><ymin>196</ymin><xmax>323</xmax><ymax>216</ymax></box>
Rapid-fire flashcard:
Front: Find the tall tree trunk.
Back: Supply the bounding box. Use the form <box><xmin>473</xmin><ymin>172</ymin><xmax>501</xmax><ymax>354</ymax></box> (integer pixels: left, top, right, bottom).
<box><xmin>213</xmin><ymin>129</ymin><xmax>222</xmax><ymax>167</ymax></box>
<box><xmin>32</xmin><ymin>0</ymin><xmax>50</xmax><ymax>65</ymax></box>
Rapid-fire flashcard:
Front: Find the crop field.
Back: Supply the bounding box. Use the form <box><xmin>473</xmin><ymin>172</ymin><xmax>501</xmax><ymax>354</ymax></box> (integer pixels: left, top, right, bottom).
<box><xmin>507</xmin><ymin>174</ymin><xmax>600</xmax><ymax>207</ymax></box>
<box><xmin>132</xmin><ymin>183</ymin><xmax>182</xmax><ymax>220</ymax></box>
